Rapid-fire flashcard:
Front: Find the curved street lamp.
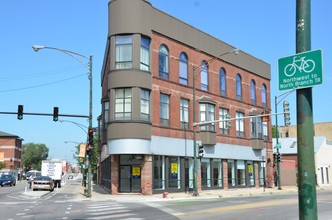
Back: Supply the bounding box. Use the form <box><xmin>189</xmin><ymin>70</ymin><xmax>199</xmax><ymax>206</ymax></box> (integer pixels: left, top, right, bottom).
<box><xmin>192</xmin><ymin>48</ymin><xmax>239</xmax><ymax>196</ymax></box>
<box><xmin>32</xmin><ymin>45</ymin><xmax>93</xmax><ymax>197</ymax></box>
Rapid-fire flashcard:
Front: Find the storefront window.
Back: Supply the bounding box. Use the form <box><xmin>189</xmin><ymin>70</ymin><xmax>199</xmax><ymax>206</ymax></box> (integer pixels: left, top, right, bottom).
<box><xmin>201</xmin><ymin>158</ymin><xmax>211</xmax><ymax>187</ymax></box>
<box><xmin>153</xmin><ymin>156</ymin><xmax>165</xmax><ymax>189</ymax></box>
<box><xmin>228</xmin><ymin>160</ymin><xmax>235</xmax><ymax>187</ymax></box>
<box><xmin>259</xmin><ymin>161</ymin><xmax>265</xmax><ymax>186</ymax></box>
<box><xmin>246</xmin><ymin>161</ymin><xmax>254</xmax><ymax>186</ymax></box>
<box><xmin>169</xmin><ymin>157</ymin><xmax>181</xmax><ymax>189</ymax></box>
<box><xmin>237</xmin><ymin>160</ymin><xmax>245</xmax><ymax>186</ymax></box>
<box><xmin>213</xmin><ymin>159</ymin><xmax>223</xmax><ymax>187</ymax></box>
<box><xmin>185</xmin><ymin>158</ymin><xmax>194</xmax><ymax>189</ymax></box>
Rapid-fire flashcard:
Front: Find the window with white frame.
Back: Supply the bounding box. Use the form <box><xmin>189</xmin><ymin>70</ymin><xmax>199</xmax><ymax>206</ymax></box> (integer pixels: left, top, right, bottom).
<box><xmin>201</xmin><ymin>61</ymin><xmax>208</xmax><ymax>91</ymax></box>
<box><xmin>115</xmin><ymin>88</ymin><xmax>132</xmax><ymax>120</ymax></box>
<box><xmin>104</xmin><ymin>101</ymin><xmax>109</xmax><ymax>129</ymax></box>
<box><xmin>250</xmin><ymin>117</ymin><xmax>257</xmax><ymax>138</ymax></box>
<box><xmin>140</xmin><ymin>89</ymin><xmax>150</xmax><ymax>121</ymax></box>
<box><xmin>140</xmin><ymin>36</ymin><xmax>150</xmax><ymax>71</ymax></box>
<box><xmin>180</xmin><ymin>98</ymin><xmax>189</xmax><ymax>129</ymax></box>
<box><xmin>160</xmin><ymin>93</ymin><xmax>170</xmax><ymax>126</ymax></box>
<box><xmin>200</xmin><ymin>103</ymin><xmax>215</xmax><ymax>132</ymax></box>
<box><xmin>179</xmin><ymin>52</ymin><xmax>188</xmax><ymax>85</ymax></box>
<box><xmin>219</xmin><ymin>108</ymin><xmax>229</xmax><ymax>135</ymax></box>
<box><xmin>236</xmin><ymin>112</ymin><xmax>244</xmax><ymax>137</ymax></box>
<box><xmin>115</xmin><ymin>35</ymin><xmax>132</xmax><ymax>69</ymax></box>
<box><xmin>263</xmin><ymin>122</ymin><xmax>268</xmax><ymax>140</ymax></box>
<box><xmin>159</xmin><ymin>45</ymin><xmax>169</xmax><ymax>79</ymax></box>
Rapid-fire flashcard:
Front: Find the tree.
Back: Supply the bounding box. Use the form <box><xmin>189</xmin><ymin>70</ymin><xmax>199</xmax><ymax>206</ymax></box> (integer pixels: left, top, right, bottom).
<box><xmin>22</xmin><ymin>143</ymin><xmax>49</xmax><ymax>171</ymax></box>
<box><xmin>0</xmin><ymin>161</ymin><xmax>6</xmax><ymax>170</ymax></box>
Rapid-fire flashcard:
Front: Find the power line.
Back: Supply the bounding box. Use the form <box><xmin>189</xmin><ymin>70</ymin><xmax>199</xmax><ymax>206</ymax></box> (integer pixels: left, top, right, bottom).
<box><xmin>0</xmin><ymin>74</ymin><xmax>86</xmax><ymax>93</ymax></box>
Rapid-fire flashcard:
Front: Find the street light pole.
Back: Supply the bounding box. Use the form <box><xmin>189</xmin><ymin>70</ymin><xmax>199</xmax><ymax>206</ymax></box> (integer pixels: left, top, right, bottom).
<box><xmin>192</xmin><ymin>48</ymin><xmax>239</xmax><ymax>196</ymax></box>
<box><xmin>274</xmin><ymin>89</ymin><xmax>295</xmax><ymax>190</ymax></box>
<box><xmin>32</xmin><ymin>45</ymin><xmax>93</xmax><ymax>197</ymax></box>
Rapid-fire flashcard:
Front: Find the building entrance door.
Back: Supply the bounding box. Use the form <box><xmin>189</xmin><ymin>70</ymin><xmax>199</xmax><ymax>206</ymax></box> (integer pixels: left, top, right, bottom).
<box><xmin>119</xmin><ymin>155</ymin><xmax>142</xmax><ymax>193</ymax></box>
<box><xmin>120</xmin><ymin>165</ymin><xmax>131</xmax><ymax>192</ymax></box>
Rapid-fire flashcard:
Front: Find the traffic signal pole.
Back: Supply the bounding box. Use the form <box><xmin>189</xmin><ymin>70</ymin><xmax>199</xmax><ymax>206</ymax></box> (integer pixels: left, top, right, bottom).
<box><xmin>296</xmin><ymin>0</ymin><xmax>317</xmax><ymax>219</ymax></box>
<box><xmin>274</xmin><ymin>96</ymin><xmax>282</xmax><ymax>190</ymax></box>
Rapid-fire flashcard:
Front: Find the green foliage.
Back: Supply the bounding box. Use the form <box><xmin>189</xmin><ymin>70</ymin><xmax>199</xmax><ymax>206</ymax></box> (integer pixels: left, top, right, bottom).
<box><xmin>22</xmin><ymin>143</ymin><xmax>49</xmax><ymax>171</ymax></box>
<box><xmin>0</xmin><ymin>161</ymin><xmax>6</xmax><ymax>170</ymax></box>
<box><xmin>272</xmin><ymin>126</ymin><xmax>277</xmax><ymax>138</ymax></box>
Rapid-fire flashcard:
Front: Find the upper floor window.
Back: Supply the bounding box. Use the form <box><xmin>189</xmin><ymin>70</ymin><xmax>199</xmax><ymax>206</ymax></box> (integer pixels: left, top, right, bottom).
<box><xmin>236</xmin><ymin>74</ymin><xmax>242</xmax><ymax>100</ymax></box>
<box><xmin>250</xmin><ymin>116</ymin><xmax>262</xmax><ymax>139</ymax></box>
<box><xmin>250</xmin><ymin>80</ymin><xmax>256</xmax><ymax>105</ymax></box>
<box><xmin>200</xmin><ymin>103</ymin><xmax>215</xmax><ymax>132</ymax></box>
<box><xmin>115</xmin><ymin>88</ymin><xmax>132</xmax><ymax>120</ymax></box>
<box><xmin>115</xmin><ymin>35</ymin><xmax>132</xmax><ymax>69</ymax></box>
<box><xmin>103</xmin><ymin>101</ymin><xmax>109</xmax><ymax>130</ymax></box>
<box><xmin>262</xmin><ymin>84</ymin><xmax>267</xmax><ymax>108</ymax></box>
<box><xmin>160</xmin><ymin>93</ymin><xmax>170</xmax><ymax>126</ymax></box>
<box><xmin>159</xmin><ymin>45</ymin><xmax>169</xmax><ymax>79</ymax></box>
<box><xmin>220</xmin><ymin>67</ymin><xmax>227</xmax><ymax>96</ymax></box>
<box><xmin>219</xmin><ymin>108</ymin><xmax>229</xmax><ymax>135</ymax></box>
<box><xmin>236</xmin><ymin>112</ymin><xmax>244</xmax><ymax>137</ymax></box>
<box><xmin>201</xmin><ymin>61</ymin><xmax>208</xmax><ymax>91</ymax></box>
<box><xmin>140</xmin><ymin>36</ymin><xmax>150</xmax><ymax>71</ymax></box>
<box><xmin>179</xmin><ymin>52</ymin><xmax>188</xmax><ymax>85</ymax></box>
<box><xmin>263</xmin><ymin>122</ymin><xmax>268</xmax><ymax>140</ymax></box>
<box><xmin>180</xmin><ymin>98</ymin><xmax>189</xmax><ymax>129</ymax></box>
<box><xmin>141</xmin><ymin>89</ymin><xmax>150</xmax><ymax>121</ymax></box>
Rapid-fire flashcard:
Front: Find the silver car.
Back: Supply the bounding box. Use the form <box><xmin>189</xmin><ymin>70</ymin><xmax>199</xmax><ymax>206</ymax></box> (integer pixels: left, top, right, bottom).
<box><xmin>32</xmin><ymin>176</ymin><xmax>54</xmax><ymax>191</ymax></box>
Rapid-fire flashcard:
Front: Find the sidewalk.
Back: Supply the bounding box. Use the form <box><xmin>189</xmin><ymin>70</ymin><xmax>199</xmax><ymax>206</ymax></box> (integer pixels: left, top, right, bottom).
<box><xmin>75</xmin><ymin>184</ymin><xmax>332</xmax><ymax>203</ymax></box>
<box><xmin>20</xmin><ymin>179</ymin><xmax>332</xmax><ymax>202</ymax></box>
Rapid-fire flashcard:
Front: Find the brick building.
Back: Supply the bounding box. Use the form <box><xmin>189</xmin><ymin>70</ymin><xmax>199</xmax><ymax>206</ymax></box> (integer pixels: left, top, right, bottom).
<box><xmin>0</xmin><ymin>131</ymin><xmax>23</xmax><ymax>179</ymax></box>
<box><xmin>278</xmin><ymin>122</ymin><xmax>332</xmax><ymax>141</ymax></box>
<box><xmin>98</xmin><ymin>0</ymin><xmax>273</xmax><ymax>195</ymax></box>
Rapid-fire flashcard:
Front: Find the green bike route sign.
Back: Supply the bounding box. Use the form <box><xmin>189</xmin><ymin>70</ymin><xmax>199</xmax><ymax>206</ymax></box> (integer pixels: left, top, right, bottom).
<box><xmin>278</xmin><ymin>49</ymin><xmax>323</xmax><ymax>91</ymax></box>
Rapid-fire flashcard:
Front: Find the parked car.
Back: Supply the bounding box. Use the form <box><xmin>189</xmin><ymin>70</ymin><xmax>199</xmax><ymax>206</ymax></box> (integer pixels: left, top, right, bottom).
<box><xmin>0</xmin><ymin>174</ymin><xmax>16</xmax><ymax>187</ymax></box>
<box><xmin>32</xmin><ymin>176</ymin><xmax>54</xmax><ymax>192</ymax></box>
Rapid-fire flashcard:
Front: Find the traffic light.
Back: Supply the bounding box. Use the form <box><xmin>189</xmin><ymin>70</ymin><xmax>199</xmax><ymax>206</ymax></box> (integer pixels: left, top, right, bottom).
<box><xmin>283</xmin><ymin>101</ymin><xmax>291</xmax><ymax>126</ymax></box>
<box><xmin>198</xmin><ymin>145</ymin><xmax>204</xmax><ymax>158</ymax></box>
<box><xmin>88</xmin><ymin>128</ymin><xmax>94</xmax><ymax>145</ymax></box>
<box><xmin>262</xmin><ymin>110</ymin><xmax>270</xmax><ymax>122</ymax></box>
<box><xmin>17</xmin><ymin>105</ymin><xmax>23</xmax><ymax>120</ymax></box>
<box><xmin>86</xmin><ymin>143</ymin><xmax>94</xmax><ymax>156</ymax></box>
<box><xmin>53</xmin><ymin>107</ymin><xmax>59</xmax><ymax>122</ymax></box>
<box><xmin>277</xmin><ymin>153</ymin><xmax>282</xmax><ymax>163</ymax></box>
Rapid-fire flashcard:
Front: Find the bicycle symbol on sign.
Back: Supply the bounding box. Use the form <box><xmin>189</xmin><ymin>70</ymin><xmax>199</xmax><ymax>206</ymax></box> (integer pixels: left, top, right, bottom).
<box><xmin>284</xmin><ymin>56</ymin><xmax>315</xmax><ymax>77</ymax></box>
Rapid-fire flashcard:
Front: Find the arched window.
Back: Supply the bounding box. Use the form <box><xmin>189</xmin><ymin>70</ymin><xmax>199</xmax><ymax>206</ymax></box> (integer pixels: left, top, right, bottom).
<box><xmin>236</xmin><ymin>74</ymin><xmax>242</xmax><ymax>100</ymax></box>
<box><xmin>201</xmin><ymin>61</ymin><xmax>208</xmax><ymax>91</ymax></box>
<box><xmin>262</xmin><ymin>84</ymin><xmax>267</xmax><ymax>108</ymax></box>
<box><xmin>220</xmin><ymin>67</ymin><xmax>226</xmax><ymax>96</ymax></box>
<box><xmin>250</xmin><ymin>80</ymin><xmax>256</xmax><ymax>104</ymax></box>
<box><xmin>159</xmin><ymin>45</ymin><xmax>169</xmax><ymax>79</ymax></box>
<box><xmin>179</xmin><ymin>52</ymin><xmax>188</xmax><ymax>85</ymax></box>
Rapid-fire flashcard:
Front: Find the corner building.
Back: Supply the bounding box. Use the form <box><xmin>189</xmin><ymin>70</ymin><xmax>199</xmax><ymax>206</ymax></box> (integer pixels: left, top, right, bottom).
<box><xmin>99</xmin><ymin>0</ymin><xmax>273</xmax><ymax>195</ymax></box>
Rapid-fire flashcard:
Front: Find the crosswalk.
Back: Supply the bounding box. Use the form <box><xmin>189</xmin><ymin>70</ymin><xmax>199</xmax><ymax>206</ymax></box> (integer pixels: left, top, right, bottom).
<box><xmin>85</xmin><ymin>203</ymin><xmax>144</xmax><ymax>220</ymax></box>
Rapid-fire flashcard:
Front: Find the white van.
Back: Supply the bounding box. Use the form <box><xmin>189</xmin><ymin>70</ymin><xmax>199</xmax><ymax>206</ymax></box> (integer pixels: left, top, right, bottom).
<box><xmin>26</xmin><ymin>170</ymin><xmax>41</xmax><ymax>180</ymax></box>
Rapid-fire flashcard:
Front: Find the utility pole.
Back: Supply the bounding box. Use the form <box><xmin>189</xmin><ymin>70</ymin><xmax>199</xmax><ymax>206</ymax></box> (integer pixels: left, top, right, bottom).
<box><xmin>296</xmin><ymin>0</ymin><xmax>317</xmax><ymax>219</ymax></box>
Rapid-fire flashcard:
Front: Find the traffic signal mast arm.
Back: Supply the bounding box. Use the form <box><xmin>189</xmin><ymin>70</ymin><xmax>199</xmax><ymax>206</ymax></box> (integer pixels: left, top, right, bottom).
<box><xmin>193</xmin><ymin>112</ymin><xmax>287</xmax><ymax>127</ymax></box>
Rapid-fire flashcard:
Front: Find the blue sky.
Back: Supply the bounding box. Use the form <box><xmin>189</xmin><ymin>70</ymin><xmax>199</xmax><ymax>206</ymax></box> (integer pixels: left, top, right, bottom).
<box><xmin>1</xmin><ymin>1</ymin><xmax>331</xmax><ymax>164</ymax></box>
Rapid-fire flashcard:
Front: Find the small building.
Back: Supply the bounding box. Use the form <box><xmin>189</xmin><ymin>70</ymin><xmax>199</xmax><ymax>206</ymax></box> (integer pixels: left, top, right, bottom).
<box><xmin>0</xmin><ymin>131</ymin><xmax>23</xmax><ymax>179</ymax></box>
<box><xmin>273</xmin><ymin>136</ymin><xmax>332</xmax><ymax>186</ymax></box>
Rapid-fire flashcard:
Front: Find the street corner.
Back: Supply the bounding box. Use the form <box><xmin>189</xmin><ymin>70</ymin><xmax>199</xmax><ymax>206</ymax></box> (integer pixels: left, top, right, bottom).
<box><xmin>20</xmin><ymin>189</ymin><xmax>51</xmax><ymax>199</ymax></box>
